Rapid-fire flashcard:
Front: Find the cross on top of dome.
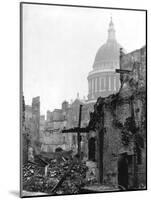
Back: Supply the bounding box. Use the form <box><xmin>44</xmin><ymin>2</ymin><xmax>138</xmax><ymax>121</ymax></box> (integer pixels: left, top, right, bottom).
<box><xmin>109</xmin><ymin>16</ymin><xmax>114</xmax><ymax>27</ymax></box>
<box><xmin>109</xmin><ymin>16</ymin><xmax>113</xmax><ymax>26</ymax></box>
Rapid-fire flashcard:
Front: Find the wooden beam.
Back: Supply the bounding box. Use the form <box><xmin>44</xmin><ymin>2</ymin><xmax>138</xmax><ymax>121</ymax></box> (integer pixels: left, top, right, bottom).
<box><xmin>115</xmin><ymin>69</ymin><xmax>132</xmax><ymax>74</ymax></box>
<box><xmin>78</xmin><ymin>105</ymin><xmax>82</xmax><ymax>160</ymax></box>
<box><xmin>62</xmin><ymin>127</ymin><xmax>91</xmax><ymax>133</ymax></box>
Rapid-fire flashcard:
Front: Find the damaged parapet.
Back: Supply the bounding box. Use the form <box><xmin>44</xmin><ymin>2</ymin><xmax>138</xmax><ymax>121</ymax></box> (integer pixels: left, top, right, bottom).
<box><xmin>88</xmin><ymin>46</ymin><xmax>146</xmax><ymax>189</ymax></box>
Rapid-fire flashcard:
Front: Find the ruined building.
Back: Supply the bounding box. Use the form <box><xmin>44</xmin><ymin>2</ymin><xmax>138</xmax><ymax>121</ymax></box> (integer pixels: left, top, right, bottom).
<box><xmin>88</xmin><ymin>46</ymin><xmax>146</xmax><ymax>189</ymax></box>
<box><xmin>40</xmin><ymin>95</ymin><xmax>89</xmax><ymax>154</ymax></box>
<box><xmin>31</xmin><ymin>96</ymin><xmax>40</xmax><ymax>143</ymax></box>
<box><xmin>24</xmin><ymin>96</ymin><xmax>40</xmax><ymax>158</ymax></box>
<box><xmin>22</xmin><ymin>95</ymin><xmax>29</xmax><ymax>164</ymax></box>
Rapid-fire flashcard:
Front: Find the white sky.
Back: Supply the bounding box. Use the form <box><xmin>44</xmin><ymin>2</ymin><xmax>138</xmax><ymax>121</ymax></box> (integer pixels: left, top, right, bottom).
<box><xmin>23</xmin><ymin>4</ymin><xmax>146</xmax><ymax>115</ymax></box>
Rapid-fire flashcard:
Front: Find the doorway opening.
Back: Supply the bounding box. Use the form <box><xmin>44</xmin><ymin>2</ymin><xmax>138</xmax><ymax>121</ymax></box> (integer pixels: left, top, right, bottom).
<box><xmin>88</xmin><ymin>137</ymin><xmax>96</xmax><ymax>161</ymax></box>
<box><xmin>118</xmin><ymin>153</ymin><xmax>128</xmax><ymax>190</ymax></box>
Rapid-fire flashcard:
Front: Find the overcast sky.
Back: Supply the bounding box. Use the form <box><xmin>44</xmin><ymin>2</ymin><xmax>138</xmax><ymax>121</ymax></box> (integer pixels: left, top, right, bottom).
<box><xmin>23</xmin><ymin>4</ymin><xmax>146</xmax><ymax>115</ymax></box>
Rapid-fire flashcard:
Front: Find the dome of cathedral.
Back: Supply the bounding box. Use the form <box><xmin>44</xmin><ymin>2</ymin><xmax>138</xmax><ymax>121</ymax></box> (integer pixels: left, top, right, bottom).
<box><xmin>93</xmin><ymin>41</ymin><xmax>122</xmax><ymax>68</ymax></box>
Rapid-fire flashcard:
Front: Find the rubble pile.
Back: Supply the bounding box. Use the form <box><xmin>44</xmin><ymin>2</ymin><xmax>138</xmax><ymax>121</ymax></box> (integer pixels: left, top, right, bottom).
<box><xmin>23</xmin><ymin>156</ymin><xmax>88</xmax><ymax>195</ymax></box>
<box><xmin>23</xmin><ymin>162</ymin><xmax>51</xmax><ymax>193</ymax></box>
<box><xmin>54</xmin><ymin>162</ymin><xmax>88</xmax><ymax>194</ymax></box>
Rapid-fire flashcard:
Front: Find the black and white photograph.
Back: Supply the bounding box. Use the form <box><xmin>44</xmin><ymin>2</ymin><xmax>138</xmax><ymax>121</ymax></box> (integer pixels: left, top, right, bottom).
<box><xmin>20</xmin><ymin>2</ymin><xmax>147</xmax><ymax>197</ymax></box>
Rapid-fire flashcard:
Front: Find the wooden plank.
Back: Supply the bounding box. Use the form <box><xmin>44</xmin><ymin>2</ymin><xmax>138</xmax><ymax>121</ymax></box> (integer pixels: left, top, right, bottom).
<box><xmin>77</xmin><ymin>105</ymin><xmax>82</xmax><ymax>160</ymax></box>
<box><xmin>62</xmin><ymin>127</ymin><xmax>91</xmax><ymax>133</ymax></box>
<box><xmin>116</xmin><ymin>69</ymin><xmax>132</xmax><ymax>74</ymax></box>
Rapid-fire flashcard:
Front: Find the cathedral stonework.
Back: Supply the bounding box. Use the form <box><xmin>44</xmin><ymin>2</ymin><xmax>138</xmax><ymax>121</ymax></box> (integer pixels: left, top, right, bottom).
<box><xmin>87</xmin><ymin>18</ymin><xmax>124</xmax><ymax>101</ymax></box>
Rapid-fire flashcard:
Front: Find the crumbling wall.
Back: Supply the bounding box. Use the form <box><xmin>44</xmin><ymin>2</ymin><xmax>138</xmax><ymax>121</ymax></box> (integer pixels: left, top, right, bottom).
<box><xmin>91</xmin><ymin>91</ymin><xmax>146</xmax><ymax>188</ymax></box>
<box><xmin>88</xmin><ymin>46</ymin><xmax>146</xmax><ymax>189</ymax></box>
<box><xmin>96</xmin><ymin>99</ymin><xmax>133</xmax><ymax>186</ymax></box>
<box><xmin>103</xmin><ymin>107</ymin><xmax>120</xmax><ymax>185</ymax></box>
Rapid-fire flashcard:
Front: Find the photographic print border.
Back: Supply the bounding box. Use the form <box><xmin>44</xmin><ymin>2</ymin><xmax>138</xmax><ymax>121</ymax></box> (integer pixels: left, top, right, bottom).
<box><xmin>20</xmin><ymin>2</ymin><xmax>147</xmax><ymax>198</ymax></box>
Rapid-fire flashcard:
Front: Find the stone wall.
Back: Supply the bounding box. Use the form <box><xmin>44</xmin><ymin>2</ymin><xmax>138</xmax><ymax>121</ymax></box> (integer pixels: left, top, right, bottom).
<box><xmin>88</xmin><ymin>46</ymin><xmax>146</xmax><ymax>189</ymax></box>
<box><xmin>31</xmin><ymin>97</ymin><xmax>40</xmax><ymax>142</ymax></box>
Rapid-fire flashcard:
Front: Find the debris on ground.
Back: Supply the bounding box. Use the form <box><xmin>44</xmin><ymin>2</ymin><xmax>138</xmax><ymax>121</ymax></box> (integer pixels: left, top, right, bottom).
<box><xmin>23</xmin><ymin>152</ymin><xmax>88</xmax><ymax>194</ymax></box>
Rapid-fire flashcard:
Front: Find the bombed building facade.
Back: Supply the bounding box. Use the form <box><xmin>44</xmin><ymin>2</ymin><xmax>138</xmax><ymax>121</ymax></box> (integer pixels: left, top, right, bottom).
<box><xmin>40</xmin><ymin>96</ymin><xmax>91</xmax><ymax>155</ymax></box>
<box><xmin>88</xmin><ymin>46</ymin><xmax>146</xmax><ymax>189</ymax></box>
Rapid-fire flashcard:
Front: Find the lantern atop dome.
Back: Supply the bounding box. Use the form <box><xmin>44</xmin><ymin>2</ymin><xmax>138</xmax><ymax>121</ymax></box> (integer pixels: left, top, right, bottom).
<box><xmin>107</xmin><ymin>17</ymin><xmax>116</xmax><ymax>41</ymax></box>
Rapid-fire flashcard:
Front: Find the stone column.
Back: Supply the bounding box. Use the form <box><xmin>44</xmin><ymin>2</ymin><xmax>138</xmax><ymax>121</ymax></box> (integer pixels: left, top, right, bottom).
<box><xmin>114</xmin><ymin>77</ymin><xmax>116</xmax><ymax>91</ymax></box>
<box><xmin>99</xmin><ymin>77</ymin><xmax>102</xmax><ymax>91</ymax></box>
<box><xmin>89</xmin><ymin>80</ymin><xmax>91</xmax><ymax>96</ymax></box>
<box><xmin>108</xmin><ymin>76</ymin><xmax>111</xmax><ymax>91</ymax></box>
<box><xmin>104</xmin><ymin>77</ymin><xmax>106</xmax><ymax>91</ymax></box>
<box><xmin>95</xmin><ymin>78</ymin><xmax>97</xmax><ymax>92</ymax></box>
<box><xmin>91</xmin><ymin>79</ymin><xmax>94</xmax><ymax>98</ymax></box>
